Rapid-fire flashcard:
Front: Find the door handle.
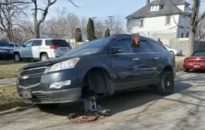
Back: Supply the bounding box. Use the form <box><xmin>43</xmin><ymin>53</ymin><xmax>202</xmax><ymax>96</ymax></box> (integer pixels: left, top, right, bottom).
<box><xmin>154</xmin><ymin>57</ymin><xmax>160</xmax><ymax>60</ymax></box>
<box><xmin>132</xmin><ymin>58</ymin><xmax>140</xmax><ymax>61</ymax></box>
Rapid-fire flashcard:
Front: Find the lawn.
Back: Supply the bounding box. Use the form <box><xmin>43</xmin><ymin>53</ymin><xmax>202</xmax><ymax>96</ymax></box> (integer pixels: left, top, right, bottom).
<box><xmin>0</xmin><ymin>86</ymin><xmax>25</xmax><ymax>112</ymax></box>
<box><xmin>0</xmin><ymin>60</ymin><xmax>27</xmax><ymax>79</ymax></box>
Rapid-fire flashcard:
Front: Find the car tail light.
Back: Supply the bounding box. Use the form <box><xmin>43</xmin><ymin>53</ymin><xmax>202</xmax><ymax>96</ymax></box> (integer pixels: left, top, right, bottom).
<box><xmin>50</xmin><ymin>44</ymin><xmax>58</xmax><ymax>49</ymax></box>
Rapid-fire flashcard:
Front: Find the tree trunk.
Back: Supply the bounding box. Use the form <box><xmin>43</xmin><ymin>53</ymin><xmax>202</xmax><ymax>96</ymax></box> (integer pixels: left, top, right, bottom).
<box><xmin>187</xmin><ymin>31</ymin><xmax>195</xmax><ymax>56</ymax></box>
<box><xmin>34</xmin><ymin>24</ymin><xmax>40</xmax><ymax>38</ymax></box>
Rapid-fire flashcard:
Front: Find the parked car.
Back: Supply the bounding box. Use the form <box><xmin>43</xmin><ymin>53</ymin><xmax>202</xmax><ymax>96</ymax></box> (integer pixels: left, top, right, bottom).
<box><xmin>0</xmin><ymin>41</ymin><xmax>14</xmax><ymax>59</ymax></box>
<box><xmin>164</xmin><ymin>45</ymin><xmax>182</xmax><ymax>56</ymax></box>
<box><xmin>13</xmin><ymin>39</ymin><xmax>72</xmax><ymax>61</ymax></box>
<box><xmin>183</xmin><ymin>51</ymin><xmax>205</xmax><ymax>72</ymax></box>
<box><xmin>16</xmin><ymin>34</ymin><xmax>175</xmax><ymax>107</ymax></box>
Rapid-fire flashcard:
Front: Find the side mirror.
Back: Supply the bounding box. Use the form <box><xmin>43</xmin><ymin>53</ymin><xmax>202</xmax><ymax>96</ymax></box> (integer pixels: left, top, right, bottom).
<box><xmin>108</xmin><ymin>46</ymin><xmax>123</xmax><ymax>54</ymax></box>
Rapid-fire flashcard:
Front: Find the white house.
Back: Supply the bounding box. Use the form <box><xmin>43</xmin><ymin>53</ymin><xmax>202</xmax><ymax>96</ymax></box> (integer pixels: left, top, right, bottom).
<box><xmin>126</xmin><ymin>0</ymin><xmax>191</xmax><ymax>40</ymax></box>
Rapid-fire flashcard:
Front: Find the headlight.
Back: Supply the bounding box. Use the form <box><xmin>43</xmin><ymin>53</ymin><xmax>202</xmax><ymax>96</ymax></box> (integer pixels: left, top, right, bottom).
<box><xmin>46</xmin><ymin>58</ymin><xmax>80</xmax><ymax>73</ymax></box>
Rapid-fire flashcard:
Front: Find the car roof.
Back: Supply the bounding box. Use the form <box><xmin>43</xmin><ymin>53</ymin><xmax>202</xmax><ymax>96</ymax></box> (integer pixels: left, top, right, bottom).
<box><xmin>111</xmin><ymin>34</ymin><xmax>153</xmax><ymax>41</ymax></box>
<box><xmin>31</xmin><ymin>38</ymin><xmax>65</xmax><ymax>40</ymax></box>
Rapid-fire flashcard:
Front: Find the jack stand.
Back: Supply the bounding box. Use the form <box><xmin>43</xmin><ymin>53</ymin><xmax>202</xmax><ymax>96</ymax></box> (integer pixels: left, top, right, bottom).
<box><xmin>83</xmin><ymin>96</ymin><xmax>97</xmax><ymax>113</ymax></box>
<box><xmin>83</xmin><ymin>96</ymin><xmax>111</xmax><ymax>116</ymax></box>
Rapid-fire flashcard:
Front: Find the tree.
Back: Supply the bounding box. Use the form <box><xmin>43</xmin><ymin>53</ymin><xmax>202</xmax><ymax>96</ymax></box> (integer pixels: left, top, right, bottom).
<box><xmin>75</xmin><ymin>27</ymin><xmax>82</xmax><ymax>42</ymax></box>
<box><xmin>0</xmin><ymin>0</ymin><xmax>27</xmax><ymax>41</ymax></box>
<box><xmin>87</xmin><ymin>18</ymin><xmax>96</xmax><ymax>41</ymax></box>
<box><xmin>104</xmin><ymin>28</ymin><xmax>111</xmax><ymax>37</ymax></box>
<box><xmin>187</xmin><ymin>0</ymin><xmax>205</xmax><ymax>55</ymax></box>
<box><xmin>104</xmin><ymin>16</ymin><xmax>124</xmax><ymax>35</ymax></box>
<box><xmin>31</xmin><ymin>0</ymin><xmax>57</xmax><ymax>38</ymax></box>
<box><xmin>30</xmin><ymin>0</ymin><xmax>78</xmax><ymax>38</ymax></box>
<box><xmin>196</xmin><ymin>17</ymin><xmax>205</xmax><ymax>40</ymax></box>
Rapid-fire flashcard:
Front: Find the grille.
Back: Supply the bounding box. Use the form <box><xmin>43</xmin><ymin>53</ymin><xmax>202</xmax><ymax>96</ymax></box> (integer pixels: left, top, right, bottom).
<box><xmin>19</xmin><ymin>67</ymin><xmax>47</xmax><ymax>88</ymax></box>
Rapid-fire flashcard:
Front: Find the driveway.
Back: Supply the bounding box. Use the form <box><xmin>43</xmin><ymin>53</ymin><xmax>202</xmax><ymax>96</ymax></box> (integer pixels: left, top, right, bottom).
<box><xmin>0</xmin><ymin>72</ymin><xmax>205</xmax><ymax>130</ymax></box>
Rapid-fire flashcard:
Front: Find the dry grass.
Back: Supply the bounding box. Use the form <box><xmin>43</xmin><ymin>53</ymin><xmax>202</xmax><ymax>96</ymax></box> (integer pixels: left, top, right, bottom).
<box><xmin>0</xmin><ymin>86</ymin><xmax>25</xmax><ymax>111</ymax></box>
<box><xmin>0</xmin><ymin>60</ymin><xmax>27</xmax><ymax>79</ymax></box>
<box><xmin>175</xmin><ymin>56</ymin><xmax>185</xmax><ymax>72</ymax></box>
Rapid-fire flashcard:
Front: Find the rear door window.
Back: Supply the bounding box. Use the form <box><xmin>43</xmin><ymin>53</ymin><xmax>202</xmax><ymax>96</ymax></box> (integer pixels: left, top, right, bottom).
<box><xmin>133</xmin><ymin>40</ymin><xmax>152</xmax><ymax>53</ymax></box>
<box><xmin>32</xmin><ymin>40</ymin><xmax>42</xmax><ymax>46</ymax></box>
<box><xmin>147</xmin><ymin>39</ymin><xmax>167</xmax><ymax>52</ymax></box>
<box><xmin>46</xmin><ymin>40</ymin><xmax>71</xmax><ymax>48</ymax></box>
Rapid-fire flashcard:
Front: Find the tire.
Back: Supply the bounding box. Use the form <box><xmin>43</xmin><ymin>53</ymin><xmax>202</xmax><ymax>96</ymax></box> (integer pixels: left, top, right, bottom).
<box><xmin>40</xmin><ymin>53</ymin><xmax>48</xmax><ymax>61</ymax></box>
<box><xmin>14</xmin><ymin>53</ymin><xmax>21</xmax><ymax>62</ymax></box>
<box><xmin>157</xmin><ymin>71</ymin><xmax>174</xmax><ymax>95</ymax></box>
<box><xmin>184</xmin><ymin>69</ymin><xmax>190</xmax><ymax>72</ymax></box>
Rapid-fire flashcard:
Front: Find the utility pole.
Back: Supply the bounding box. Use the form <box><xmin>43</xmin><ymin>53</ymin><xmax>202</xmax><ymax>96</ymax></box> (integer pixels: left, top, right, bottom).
<box><xmin>107</xmin><ymin>16</ymin><xmax>114</xmax><ymax>31</ymax></box>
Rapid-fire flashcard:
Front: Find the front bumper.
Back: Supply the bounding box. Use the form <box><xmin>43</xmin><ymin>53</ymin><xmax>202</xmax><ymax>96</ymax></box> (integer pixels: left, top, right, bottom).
<box><xmin>17</xmin><ymin>67</ymin><xmax>84</xmax><ymax>104</ymax></box>
<box><xmin>20</xmin><ymin>88</ymin><xmax>81</xmax><ymax>104</ymax></box>
<box><xmin>0</xmin><ymin>52</ymin><xmax>13</xmax><ymax>58</ymax></box>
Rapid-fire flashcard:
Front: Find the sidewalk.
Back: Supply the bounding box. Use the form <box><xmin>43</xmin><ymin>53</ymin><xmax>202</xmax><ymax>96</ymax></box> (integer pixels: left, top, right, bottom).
<box><xmin>0</xmin><ymin>78</ymin><xmax>16</xmax><ymax>87</ymax></box>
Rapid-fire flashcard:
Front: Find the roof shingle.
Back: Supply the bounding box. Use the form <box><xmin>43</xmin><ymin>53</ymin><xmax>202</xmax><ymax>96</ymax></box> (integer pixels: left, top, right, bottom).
<box><xmin>126</xmin><ymin>0</ymin><xmax>189</xmax><ymax>19</ymax></box>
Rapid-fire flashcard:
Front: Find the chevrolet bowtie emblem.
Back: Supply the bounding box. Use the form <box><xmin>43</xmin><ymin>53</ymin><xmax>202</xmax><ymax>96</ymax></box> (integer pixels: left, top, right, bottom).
<box><xmin>21</xmin><ymin>75</ymin><xmax>29</xmax><ymax>80</ymax></box>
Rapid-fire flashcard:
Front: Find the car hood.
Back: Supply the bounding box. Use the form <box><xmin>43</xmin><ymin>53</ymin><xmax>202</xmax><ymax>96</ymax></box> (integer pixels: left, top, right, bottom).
<box><xmin>0</xmin><ymin>47</ymin><xmax>13</xmax><ymax>50</ymax></box>
<box><xmin>23</xmin><ymin>53</ymin><xmax>96</xmax><ymax>70</ymax></box>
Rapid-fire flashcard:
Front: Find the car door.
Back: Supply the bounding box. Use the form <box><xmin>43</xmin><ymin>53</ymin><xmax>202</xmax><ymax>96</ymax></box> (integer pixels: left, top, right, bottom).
<box><xmin>132</xmin><ymin>38</ymin><xmax>158</xmax><ymax>85</ymax></box>
<box><xmin>108</xmin><ymin>36</ymin><xmax>141</xmax><ymax>90</ymax></box>
<box><xmin>147</xmin><ymin>39</ymin><xmax>169</xmax><ymax>78</ymax></box>
<box><xmin>21</xmin><ymin>40</ymin><xmax>33</xmax><ymax>58</ymax></box>
<box><xmin>31</xmin><ymin>40</ymin><xmax>42</xmax><ymax>59</ymax></box>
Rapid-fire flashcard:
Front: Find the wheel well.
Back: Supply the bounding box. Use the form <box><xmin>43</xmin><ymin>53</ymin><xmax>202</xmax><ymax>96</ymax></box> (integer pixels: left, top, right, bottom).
<box><xmin>81</xmin><ymin>68</ymin><xmax>112</xmax><ymax>97</ymax></box>
<box><xmin>40</xmin><ymin>52</ymin><xmax>48</xmax><ymax>57</ymax></box>
<box><xmin>14</xmin><ymin>52</ymin><xmax>20</xmax><ymax>55</ymax></box>
<box><xmin>40</xmin><ymin>52</ymin><xmax>47</xmax><ymax>56</ymax></box>
<box><xmin>162</xmin><ymin>66</ymin><xmax>173</xmax><ymax>74</ymax></box>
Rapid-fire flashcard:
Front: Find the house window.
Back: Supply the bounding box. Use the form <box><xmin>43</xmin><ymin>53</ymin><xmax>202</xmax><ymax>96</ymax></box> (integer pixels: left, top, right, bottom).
<box><xmin>186</xmin><ymin>32</ymin><xmax>189</xmax><ymax>37</ymax></box>
<box><xmin>139</xmin><ymin>19</ymin><xmax>144</xmax><ymax>27</ymax></box>
<box><xmin>181</xmin><ymin>33</ymin><xmax>184</xmax><ymax>38</ymax></box>
<box><xmin>151</xmin><ymin>5</ymin><xmax>160</xmax><ymax>11</ymax></box>
<box><xmin>165</xmin><ymin>16</ymin><xmax>171</xmax><ymax>25</ymax></box>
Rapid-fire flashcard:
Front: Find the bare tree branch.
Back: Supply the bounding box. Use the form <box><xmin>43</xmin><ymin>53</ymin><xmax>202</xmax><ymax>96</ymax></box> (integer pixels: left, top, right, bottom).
<box><xmin>67</xmin><ymin>0</ymin><xmax>79</xmax><ymax>8</ymax></box>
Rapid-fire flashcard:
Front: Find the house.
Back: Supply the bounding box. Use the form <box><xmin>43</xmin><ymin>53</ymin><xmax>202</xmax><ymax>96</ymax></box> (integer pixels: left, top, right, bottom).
<box><xmin>126</xmin><ymin>0</ymin><xmax>191</xmax><ymax>40</ymax></box>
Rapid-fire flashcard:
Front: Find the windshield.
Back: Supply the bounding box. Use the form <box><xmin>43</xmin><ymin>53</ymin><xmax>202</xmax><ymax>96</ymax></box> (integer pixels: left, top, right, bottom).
<box><xmin>193</xmin><ymin>51</ymin><xmax>205</xmax><ymax>56</ymax></box>
<box><xmin>66</xmin><ymin>37</ymin><xmax>112</xmax><ymax>57</ymax></box>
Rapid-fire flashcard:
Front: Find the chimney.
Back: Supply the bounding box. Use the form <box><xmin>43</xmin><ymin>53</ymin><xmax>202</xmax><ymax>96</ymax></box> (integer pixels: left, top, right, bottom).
<box><xmin>146</xmin><ymin>0</ymin><xmax>150</xmax><ymax>5</ymax></box>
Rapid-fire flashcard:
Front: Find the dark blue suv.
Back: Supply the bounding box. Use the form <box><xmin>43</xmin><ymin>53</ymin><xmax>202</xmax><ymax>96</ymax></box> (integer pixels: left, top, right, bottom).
<box><xmin>17</xmin><ymin>34</ymin><xmax>175</xmax><ymax>106</ymax></box>
<box><xmin>0</xmin><ymin>41</ymin><xmax>14</xmax><ymax>59</ymax></box>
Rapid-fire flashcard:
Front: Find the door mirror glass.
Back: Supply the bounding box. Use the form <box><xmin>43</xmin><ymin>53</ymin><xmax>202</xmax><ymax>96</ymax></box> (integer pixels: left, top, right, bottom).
<box><xmin>108</xmin><ymin>46</ymin><xmax>124</xmax><ymax>54</ymax></box>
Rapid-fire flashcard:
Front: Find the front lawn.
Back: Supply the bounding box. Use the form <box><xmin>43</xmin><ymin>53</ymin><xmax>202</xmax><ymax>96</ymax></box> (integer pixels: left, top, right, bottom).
<box><xmin>0</xmin><ymin>86</ymin><xmax>25</xmax><ymax>112</ymax></box>
<box><xmin>0</xmin><ymin>60</ymin><xmax>27</xmax><ymax>79</ymax></box>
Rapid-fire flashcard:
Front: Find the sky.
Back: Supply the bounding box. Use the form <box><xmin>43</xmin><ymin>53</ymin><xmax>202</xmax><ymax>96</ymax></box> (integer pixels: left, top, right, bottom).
<box><xmin>49</xmin><ymin>0</ymin><xmax>145</xmax><ymax>18</ymax></box>
<box><xmin>44</xmin><ymin>0</ymin><xmax>205</xmax><ymax>30</ymax></box>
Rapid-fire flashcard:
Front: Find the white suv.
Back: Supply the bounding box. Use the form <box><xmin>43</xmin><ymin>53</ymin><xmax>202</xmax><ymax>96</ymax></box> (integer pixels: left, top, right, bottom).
<box><xmin>14</xmin><ymin>39</ymin><xmax>71</xmax><ymax>61</ymax></box>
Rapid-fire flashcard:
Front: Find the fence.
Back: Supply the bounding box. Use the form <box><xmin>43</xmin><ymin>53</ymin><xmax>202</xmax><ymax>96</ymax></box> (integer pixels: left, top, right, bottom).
<box><xmin>161</xmin><ymin>38</ymin><xmax>205</xmax><ymax>56</ymax></box>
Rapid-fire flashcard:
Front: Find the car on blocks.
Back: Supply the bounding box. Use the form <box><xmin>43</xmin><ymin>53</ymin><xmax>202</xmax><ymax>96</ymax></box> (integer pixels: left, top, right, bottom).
<box><xmin>16</xmin><ymin>34</ymin><xmax>175</xmax><ymax>113</ymax></box>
